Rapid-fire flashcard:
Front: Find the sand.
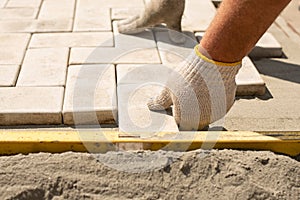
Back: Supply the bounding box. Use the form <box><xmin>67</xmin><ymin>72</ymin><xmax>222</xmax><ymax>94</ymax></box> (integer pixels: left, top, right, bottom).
<box><xmin>0</xmin><ymin>149</ymin><xmax>299</xmax><ymax>200</ymax></box>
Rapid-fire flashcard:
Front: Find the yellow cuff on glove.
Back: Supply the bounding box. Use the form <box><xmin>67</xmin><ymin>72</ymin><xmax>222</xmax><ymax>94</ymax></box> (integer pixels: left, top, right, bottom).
<box><xmin>194</xmin><ymin>44</ymin><xmax>242</xmax><ymax>67</ymax></box>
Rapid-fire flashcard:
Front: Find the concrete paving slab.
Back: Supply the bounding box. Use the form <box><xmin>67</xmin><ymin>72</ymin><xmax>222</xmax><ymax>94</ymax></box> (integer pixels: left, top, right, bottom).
<box><xmin>155</xmin><ymin>30</ymin><xmax>197</xmax><ymax>66</ymax></box>
<box><xmin>236</xmin><ymin>57</ymin><xmax>266</xmax><ymax>96</ymax></box>
<box><xmin>249</xmin><ymin>32</ymin><xmax>283</xmax><ymax>58</ymax></box>
<box><xmin>0</xmin><ymin>19</ymin><xmax>72</xmax><ymax>33</ymax></box>
<box><xmin>0</xmin><ymin>0</ymin><xmax>6</xmax><ymax>8</ymax></box>
<box><xmin>118</xmin><ymin>84</ymin><xmax>179</xmax><ymax>133</ymax></box>
<box><xmin>117</xmin><ymin>64</ymin><xmax>171</xmax><ymax>85</ymax></box>
<box><xmin>0</xmin><ymin>33</ymin><xmax>30</xmax><ymax>65</ymax></box>
<box><xmin>30</xmin><ymin>32</ymin><xmax>114</xmax><ymax>48</ymax></box>
<box><xmin>38</xmin><ymin>0</ymin><xmax>75</xmax><ymax>20</ymax></box>
<box><xmin>74</xmin><ymin>0</ymin><xmax>111</xmax><ymax>31</ymax></box>
<box><xmin>0</xmin><ymin>20</ymin><xmax>33</xmax><ymax>32</ymax></box>
<box><xmin>0</xmin><ymin>33</ymin><xmax>30</xmax><ymax>47</ymax></box>
<box><xmin>281</xmin><ymin>0</ymin><xmax>300</xmax><ymax>38</ymax></box>
<box><xmin>6</xmin><ymin>0</ymin><xmax>41</xmax><ymax>8</ymax></box>
<box><xmin>268</xmin><ymin>22</ymin><xmax>300</xmax><ymax>63</ymax></box>
<box><xmin>34</xmin><ymin>19</ymin><xmax>73</xmax><ymax>32</ymax></box>
<box><xmin>274</xmin><ymin>16</ymin><xmax>300</xmax><ymax>47</ymax></box>
<box><xmin>182</xmin><ymin>0</ymin><xmax>216</xmax><ymax>31</ymax></box>
<box><xmin>116</xmin><ymin>62</ymin><xmax>178</xmax><ymax>133</ymax></box>
<box><xmin>0</xmin><ymin>47</ymin><xmax>27</xmax><ymax>65</ymax></box>
<box><xmin>0</xmin><ymin>87</ymin><xmax>64</xmax><ymax>125</ymax></box>
<box><xmin>70</xmin><ymin>47</ymin><xmax>161</xmax><ymax>65</ymax></box>
<box><xmin>0</xmin><ymin>8</ymin><xmax>38</xmax><ymax>19</ymax></box>
<box><xmin>260</xmin><ymin>77</ymin><xmax>300</xmax><ymax>99</ymax></box>
<box><xmin>63</xmin><ymin>64</ymin><xmax>117</xmax><ymax>125</ymax></box>
<box><xmin>113</xmin><ymin>21</ymin><xmax>156</xmax><ymax>49</ymax></box>
<box><xmin>17</xmin><ymin>48</ymin><xmax>69</xmax><ymax>86</ymax></box>
<box><xmin>0</xmin><ymin>65</ymin><xmax>19</xmax><ymax>86</ymax></box>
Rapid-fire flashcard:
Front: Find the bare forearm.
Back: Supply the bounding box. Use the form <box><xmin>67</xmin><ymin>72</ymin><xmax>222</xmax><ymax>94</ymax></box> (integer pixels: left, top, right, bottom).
<box><xmin>199</xmin><ymin>0</ymin><xmax>291</xmax><ymax>63</ymax></box>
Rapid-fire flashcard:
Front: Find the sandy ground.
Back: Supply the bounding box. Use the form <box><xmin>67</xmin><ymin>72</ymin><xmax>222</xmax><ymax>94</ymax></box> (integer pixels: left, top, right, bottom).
<box><xmin>0</xmin><ymin>150</ymin><xmax>299</xmax><ymax>200</ymax></box>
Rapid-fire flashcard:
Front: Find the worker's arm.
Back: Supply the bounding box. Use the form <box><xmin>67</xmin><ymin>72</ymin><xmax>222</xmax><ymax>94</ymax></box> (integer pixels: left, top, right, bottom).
<box><xmin>148</xmin><ymin>0</ymin><xmax>291</xmax><ymax>130</ymax></box>
<box><xmin>200</xmin><ymin>0</ymin><xmax>291</xmax><ymax>63</ymax></box>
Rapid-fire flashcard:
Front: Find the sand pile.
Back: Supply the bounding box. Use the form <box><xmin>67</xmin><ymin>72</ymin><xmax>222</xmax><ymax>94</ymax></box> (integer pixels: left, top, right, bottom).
<box><xmin>0</xmin><ymin>149</ymin><xmax>299</xmax><ymax>200</ymax></box>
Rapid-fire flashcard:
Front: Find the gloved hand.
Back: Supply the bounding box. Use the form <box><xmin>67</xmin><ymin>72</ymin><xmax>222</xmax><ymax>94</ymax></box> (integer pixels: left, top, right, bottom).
<box><xmin>117</xmin><ymin>0</ymin><xmax>185</xmax><ymax>43</ymax></box>
<box><xmin>147</xmin><ymin>45</ymin><xmax>241</xmax><ymax>130</ymax></box>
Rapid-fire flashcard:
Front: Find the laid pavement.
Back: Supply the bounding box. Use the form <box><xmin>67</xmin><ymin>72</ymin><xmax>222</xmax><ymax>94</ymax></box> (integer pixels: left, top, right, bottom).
<box><xmin>0</xmin><ymin>0</ymin><xmax>299</xmax><ymax>132</ymax></box>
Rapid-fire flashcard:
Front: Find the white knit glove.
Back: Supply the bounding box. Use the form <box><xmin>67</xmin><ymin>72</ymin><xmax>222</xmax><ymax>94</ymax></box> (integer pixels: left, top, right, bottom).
<box><xmin>148</xmin><ymin>45</ymin><xmax>241</xmax><ymax>130</ymax></box>
<box><xmin>117</xmin><ymin>0</ymin><xmax>185</xmax><ymax>43</ymax></box>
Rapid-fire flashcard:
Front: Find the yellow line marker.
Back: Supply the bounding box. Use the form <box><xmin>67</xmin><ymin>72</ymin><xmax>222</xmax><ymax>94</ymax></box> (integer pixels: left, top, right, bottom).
<box><xmin>0</xmin><ymin>130</ymin><xmax>299</xmax><ymax>156</ymax></box>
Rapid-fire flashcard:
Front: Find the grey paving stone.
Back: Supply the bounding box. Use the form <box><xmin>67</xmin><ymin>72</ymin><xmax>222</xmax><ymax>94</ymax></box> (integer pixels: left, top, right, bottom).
<box><xmin>17</xmin><ymin>48</ymin><xmax>69</xmax><ymax>86</ymax></box>
<box><xmin>0</xmin><ymin>65</ymin><xmax>19</xmax><ymax>86</ymax></box>
<box><xmin>63</xmin><ymin>64</ymin><xmax>117</xmax><ymax>125</ymax></box>
<box><xmin>74</xmin><ymin>0</ymin><xmax>111</xmax><ymax>31</ymax></box>
<box><xmin>30</xmin><ymin>32</ymin><xmax>114</xmax><ymax>48</ymax></box>
<box><xmin>118</xmin><ymin>84</ymin><xmax>179</xmax><ymax>133</ymax></box>
<box><xmin>0</xmin><ymin>87</ymin><xmax>64</xmax><ymax>125</ymax></box>
<box><xmin>6</xmin><ymin>0</ymin><xmax>42</xmax><ymax>7</ymax></box>
<box><xmin>182</xmin><ymin>0</ymin><xmax>216</xmax><ymax>31</ymax></box>
<box><xmin>70</xmin><ymin>47</ymin><xmax>161</xmax><ymax>65</ymax></box>
<box><xmin>0</xmin><ymin>8</ymin><xmax>38</xmax><ymax>19</ymax></box>
<box><xmin>0</xmin><ymin>33</ymin><xmax>30</xmax><ymax>65</ymax></box>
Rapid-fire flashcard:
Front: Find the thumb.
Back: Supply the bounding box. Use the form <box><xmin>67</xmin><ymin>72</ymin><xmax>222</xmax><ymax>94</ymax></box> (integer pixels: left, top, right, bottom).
<box><xmin>147</xmin><ymin>88</ymin><xmax>173</xmax><ymax>111</ymax></box>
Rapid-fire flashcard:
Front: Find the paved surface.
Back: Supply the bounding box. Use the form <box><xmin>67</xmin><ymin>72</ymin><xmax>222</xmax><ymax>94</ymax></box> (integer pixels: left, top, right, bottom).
<box><xmin>0</xmin><ymin>0</ymin><xmax>298</xmax><ymax>131</ymax></box>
